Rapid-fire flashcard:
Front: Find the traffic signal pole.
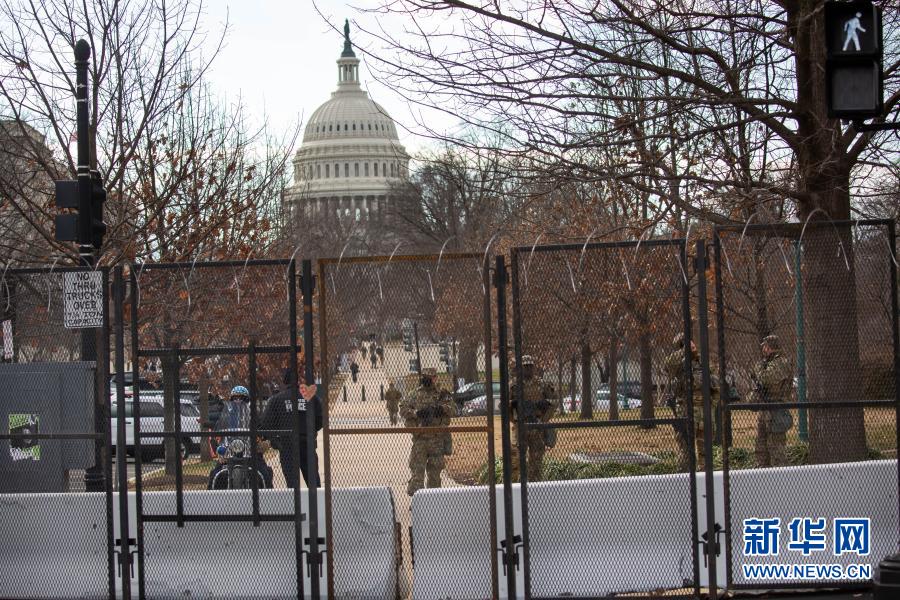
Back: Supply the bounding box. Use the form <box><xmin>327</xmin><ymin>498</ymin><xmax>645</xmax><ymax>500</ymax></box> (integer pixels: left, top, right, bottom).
<box><xmin>74</xmin><ymin>40</ymin><xmax>105</xmax><ymax>493</ymax></box>
<box><xmin>74</xmin><ymin>40</ymin><xmax>93</xmax><ymax>272</ymax></box>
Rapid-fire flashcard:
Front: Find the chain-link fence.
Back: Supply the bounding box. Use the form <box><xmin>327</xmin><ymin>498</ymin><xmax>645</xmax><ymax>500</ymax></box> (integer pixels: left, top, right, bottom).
<box><xmin>124</xmin><ymin>259</ymin><xmax>314</xmax><ymax>600</ymax></box>
<box><xmin>0</xmin><ymin>266</ymin><xmax>114</xmax><ymax>599</ymax></box>
<box><xmin>318</xmin><ymin>253</ymin><xmax>498</xmax><ymax>599</ymax></box>
<box><xmin>507</xmin><ymin>240</ymin><xmax>700</xmax><ymax>598</ymax></box>
<box><xmin>715</xmin><ymin>220</ymin><xmax>899</xmax><ymax>591</ymax></box>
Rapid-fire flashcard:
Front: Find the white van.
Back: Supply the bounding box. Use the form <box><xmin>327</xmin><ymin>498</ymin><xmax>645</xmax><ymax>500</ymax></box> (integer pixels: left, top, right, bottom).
<box><xmin>110</xmin><ymin>393</ymin><xmax>201</xmax><ymax>460</ymax></box>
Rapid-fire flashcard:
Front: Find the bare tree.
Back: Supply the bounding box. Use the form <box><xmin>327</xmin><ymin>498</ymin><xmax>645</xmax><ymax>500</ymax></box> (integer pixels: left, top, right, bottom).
<box><xmin>350</xmin><ymin>0</ymin><xmax>900</xmax><ymax>462</ymax></box>
<box><xmin>0</xmin><ymin>0</ymin><xmax>298</xmax><ymax>474</ymax></box>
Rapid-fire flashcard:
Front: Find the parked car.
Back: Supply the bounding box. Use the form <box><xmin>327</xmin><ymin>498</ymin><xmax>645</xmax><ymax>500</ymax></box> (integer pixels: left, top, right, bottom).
<box><xmin>110</xmin><ymin>392</ymin><xmax>201</xmax><ymax>460</ymax></box>
<box><xmin>560</xmin><ymin>388</ymin><xmax>642</xmax><ymax>413</ymax></box>
<box><xmin>454</xmin><ymin>381</ymin><xmax>502</xmax><ymax>415</ymax></box>
<box><xmin>461</xmin><ymin>394</ymin><xmax>503</xmax><ymax>417</ymax></box>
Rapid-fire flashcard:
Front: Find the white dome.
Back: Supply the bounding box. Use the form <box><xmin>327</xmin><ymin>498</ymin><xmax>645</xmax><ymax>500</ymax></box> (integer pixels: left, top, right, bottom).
<box><xmin>283</xmin><ymin>20</ymin><xmax>409</xmax><ymax>227</ymax></box>
<box><xmin>303</xmin><ymin>94</ymin><xmax>399</xmax><ymax>143</ymax></box>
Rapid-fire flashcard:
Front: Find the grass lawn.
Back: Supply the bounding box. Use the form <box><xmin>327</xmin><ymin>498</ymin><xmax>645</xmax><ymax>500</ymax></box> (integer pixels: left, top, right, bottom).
<box><xmin>445</xmin><ymin>406</ymin><xmax>897</xmax><ymax>484</ymax></box>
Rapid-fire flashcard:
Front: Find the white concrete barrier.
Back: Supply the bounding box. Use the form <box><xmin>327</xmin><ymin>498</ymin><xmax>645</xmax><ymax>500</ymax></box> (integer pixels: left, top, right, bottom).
<box><xmin>0</xmin><ymin>492</ymin><xmax>109</xmax><ymax>599</ymax></box>
<box><xmin>0</xmin><ymin>487</ymin><xmax>397</xmax><ymax>600</ymax></box>
<box><xmin>410</xmin><ymin>460</ymin><xmax>897</xmax><ymax>598</ymax></box>
<box><xmin>728</xmin><ymin>459</ymin><xmax>898</xmax><ymax>588</ymax></box>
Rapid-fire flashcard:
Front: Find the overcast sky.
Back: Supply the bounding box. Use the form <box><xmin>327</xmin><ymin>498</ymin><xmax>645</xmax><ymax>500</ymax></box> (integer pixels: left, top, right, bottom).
<box><xmin>198</xmin><ymin>0</ymin><xmax>452</xmax><ymax>156</ymax></box>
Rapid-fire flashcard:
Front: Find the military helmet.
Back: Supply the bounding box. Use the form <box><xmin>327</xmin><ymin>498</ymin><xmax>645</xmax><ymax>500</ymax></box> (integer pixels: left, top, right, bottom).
<box><xmin>762</xmin><ymin>334</ymin><xmax>779</xmax><ymax>349</ymax></box>
<box><xmin>520</xmin><ymin>355</ymin><xmax>535</xmax><ymax>366</ymax></box>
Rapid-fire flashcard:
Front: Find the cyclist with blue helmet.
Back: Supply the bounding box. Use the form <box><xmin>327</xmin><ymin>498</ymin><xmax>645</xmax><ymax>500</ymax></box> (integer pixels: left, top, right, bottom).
<box><xmin>207</xmin><ymin>384</ymin><xmax>273</xmax><ymax>489</ymax></box>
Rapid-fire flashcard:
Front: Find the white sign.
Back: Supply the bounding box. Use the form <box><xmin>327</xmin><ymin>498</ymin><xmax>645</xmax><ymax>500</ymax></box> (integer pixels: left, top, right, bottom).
<box><xmin>2</xmin><ymin>320</ymin><xmax>11</xmax><ymax>360</ymax></box>
<box><xmin>63</xmin><ymin>271</ymin><xmax>103</xmax><ymax>328</ymax></box>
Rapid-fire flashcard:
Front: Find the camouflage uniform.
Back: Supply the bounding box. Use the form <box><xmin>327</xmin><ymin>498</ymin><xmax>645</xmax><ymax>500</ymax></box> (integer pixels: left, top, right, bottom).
<box><xmin>665</xmin><ymin>340</ymin><xmax>717</xmax><ymax>470</ymax></box>
<box><xmin>400</xmin><ymin>373</ymin><xmax>453</xmax><ymax>496</ymax></box>
<box><xmin>510</xmin><ymin>364</ymin><xmax>556</xmax><ymax>483</ymax></box>
<box><xmin>385</xmin><ymin>384</ymin><xmax>402</xmax><ymax>426</ymax></box>
<box><xmin>750</xmin><ymin>338</ymin><xmax>793</xmax><ymax>467</ymax></box>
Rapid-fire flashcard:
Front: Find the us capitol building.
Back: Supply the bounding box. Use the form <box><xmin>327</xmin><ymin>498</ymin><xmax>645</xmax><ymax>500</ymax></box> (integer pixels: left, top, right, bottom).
<box><xmin>283</xmin><ymin>21</ymin><xmax>410</xmax><ymax>228</ymax></box>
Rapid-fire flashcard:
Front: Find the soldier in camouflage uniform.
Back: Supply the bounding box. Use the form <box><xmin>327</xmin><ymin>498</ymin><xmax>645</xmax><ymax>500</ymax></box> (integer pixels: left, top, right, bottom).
<box><xmin>510</xmin><ymin>355</ymin><xmax>556</xmax><ymax>482</ymax></box>
<box><xmin>384</xmin><ymin>380</ymin><xmax>402</xmax><ymax>426</ymax></box>
<box><xmin>750</xmin><ymin>335</ymin><xmax>793</xmax><ymax>467</ymax></box>
<box><xmin>400</xmin><ymin>368</ymin><xmax>454</xmax><ymax>496</ymax></box>
<box><xmin>665</xmin><ymin>333</ymin><xmax>717</xmax><ymax>470</ymax></box>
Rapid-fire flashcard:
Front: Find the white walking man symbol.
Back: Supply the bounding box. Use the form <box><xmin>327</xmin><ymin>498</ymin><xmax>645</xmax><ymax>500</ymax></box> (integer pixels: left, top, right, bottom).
<box><xmin>842</xmin><ymin>12</ymin><xmax>867</xmax><ymax>51</ymax></box>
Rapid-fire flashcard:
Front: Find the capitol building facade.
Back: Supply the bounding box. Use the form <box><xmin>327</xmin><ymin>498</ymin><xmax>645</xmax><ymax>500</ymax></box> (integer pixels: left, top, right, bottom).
<box><xmin>283</xmin><ymin>22</ymin><xmax>410</xmax><ymax>227</ymax></box>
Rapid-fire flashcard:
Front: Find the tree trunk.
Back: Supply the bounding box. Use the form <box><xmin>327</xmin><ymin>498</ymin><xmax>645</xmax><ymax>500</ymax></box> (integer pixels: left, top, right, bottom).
<box><xmin>198</xmin><ymin>369</ymin><xmax>212</xmax><ymax>461</ymax></box>
<box><xmin>459</xmin><ymin>338</ymin><xmax>478</xmax><ymax>382</ymax></box>
<box><xmin>753</xmin><ymin>240</ymin><xmax>769</xmax><ymax>343</ymax></box>
<box><xmin>639</xmin><ymin>332</ymin><xmax>655</xmax><ymax>425</ymax></box>
<box><xmin>556</xmin><ymin>356</ymin><xmax>565</xmax><ymax>413</ymax></box>
<box><xmin>569</xmin><ymin>354</ymin><xmax>577</xmax><ymax>413</ymax></box>
<box><xmin>609</xmin><ymin>337</ymin><xmax>619</xmax><ymax>422</ymax></box>
<box><xmin>162</xmin><ymin>352</ymin><xmax>178</xmax><ymax>475</ymax></box>
<box><xmin>790</xmin><ymin>1</ymin><xmax>866</xmax><ymax>463</ymax></box>
<box><xmin>804</xmin><ymin>225</ymin><xmax>867</xmax><ymax>463</ymax></box>
<box><xmin>579</xmin><ymin>339</ymin><xmax>593</xmax><ymax>420</ymax></box>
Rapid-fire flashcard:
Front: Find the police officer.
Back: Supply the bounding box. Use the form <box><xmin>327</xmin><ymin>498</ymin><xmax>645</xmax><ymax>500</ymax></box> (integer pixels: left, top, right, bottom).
<box><xmin>665</xmin><ymin>333</ymin><xmax>718</xmax><ymax>470</ymax></box>
<box><xmin>750</xmin><ymin>334</ymin><xmax>793</xmax><ymax>467</ymax></box>
<box><xmin>260</xmin><ymin>370</ymin><xmax>323</xmax><ymax>487</ymax></box>
<box><xmin>399</xmin><ymin>368</ymin><xmax>453</xmax><ymax>496</ymax></box>
<box><xmin>510</xmin><ymin>355</ymin><xmax>556</xmax><ymax>482</ymax></box>
<box><xmin>384</xmin><ymin>379</ymin><xmax>402</xmax><ymax>426</ymax></box>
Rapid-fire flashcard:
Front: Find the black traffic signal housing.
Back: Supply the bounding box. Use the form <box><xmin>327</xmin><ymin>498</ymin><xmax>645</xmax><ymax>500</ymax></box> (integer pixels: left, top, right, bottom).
<box><xmin>439</xmin><ymin>342</ymin><xmax>449</xmax><ymax>364</ymax></box>
<box><xmin>825</xmin><ymin>1</ymin><xmax>883</xmax><ymax>119</ymax></box>
<box><xmin>54</xmin><ymin>172</ymin><xmax>107</xmax><ymax>250</ymax></box>
<box><xmin>54</xmin><ymin>180</ymin><xmax>79</xmax><ymax>242</ymax></box>
<box><xmin>403</xmin><ymin>330</ymin><xmax>413</xmax><ymax>353</ymax></box>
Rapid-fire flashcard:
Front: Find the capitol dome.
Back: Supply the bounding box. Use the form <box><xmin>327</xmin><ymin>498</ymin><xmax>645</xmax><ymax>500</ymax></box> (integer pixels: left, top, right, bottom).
<box><xmin>284</xmin><ymin>20</ymin><xmax>409</xmax><ymax>226</ymax></box>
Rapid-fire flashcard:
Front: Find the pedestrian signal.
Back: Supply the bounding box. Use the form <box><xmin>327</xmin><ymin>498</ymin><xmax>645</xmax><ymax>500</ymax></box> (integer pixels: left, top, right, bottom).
<box><xmin>824</xmin><ymin>1</ymin><xmax>882</xmax><ymax>118</ymax></box>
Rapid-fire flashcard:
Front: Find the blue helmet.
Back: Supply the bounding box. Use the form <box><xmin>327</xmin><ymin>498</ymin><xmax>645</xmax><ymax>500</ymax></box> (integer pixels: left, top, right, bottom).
<box><xmin>230</xmin><ymin>385</ymin><xmax>249</xmax><ymax>399</ymax></box>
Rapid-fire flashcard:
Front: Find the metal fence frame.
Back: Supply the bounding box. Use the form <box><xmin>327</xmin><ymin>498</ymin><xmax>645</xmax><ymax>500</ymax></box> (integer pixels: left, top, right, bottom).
<box><xmin>714</xmin><ymin>219</ymin><xmax>900</xmax><ymax>593</ymax></box>
<box><xmin>123</xmin><ymin>258</ymin><xmax>318</xmax><ymax>600</ymax></box>
<box><xmin>317</xmin><ymin>252</ymin><xmax>500</xmax><ymax>599</ymax></box>
<box><xmin>505</xmin><ymin>239</ymin><xmax>704</xmax><ymax>599</ymax></box>
<box><xmin>0</xmin><ymin>264</ymin><xmax>115</xmax><ymax>598</ymax></box>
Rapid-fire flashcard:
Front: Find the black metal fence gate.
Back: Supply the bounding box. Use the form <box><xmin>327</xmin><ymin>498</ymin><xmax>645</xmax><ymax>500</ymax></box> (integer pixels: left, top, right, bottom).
<box><xmin>317</xmin><ymin>253</ymin><xmax>499</xmax><ymax>599</ymax></box>
<box><xmin>715</xmin><ymin>220</ymin><xmax>900</xmax><ymax>593</ymax></box>
<box><xmin>501</xmin><ymin>239</ymin><xmax>703</xmax><ymax>599</ymax></box>
<box><xmin>121</xmin><ymin>258</ymin><xmax>318</xmax><ymax>599</ymax></box>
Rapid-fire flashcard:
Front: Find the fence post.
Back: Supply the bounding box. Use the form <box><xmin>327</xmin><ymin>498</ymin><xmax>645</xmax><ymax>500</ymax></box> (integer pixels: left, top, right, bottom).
<box><xmin>494</xmin><ymin>255</ymin><xmax>518</xmax><ymax>600</ymax></box>
<box><xmin>301</xmin><ymin>259</ymin><xmax>321</xmax><ymax>600</ymax></box>
<box><xmin>695</xmin><ymin>239</ymin><xmax>718</xmax><ymax>597</ymax></box>
<box><xmin>113</xmin><ymin>266</ymin><xmax>131</xmax><ymax>600</ymax></box>
<box><xmin>361</xmin><ymin>385</ymin><xmax>366</xmax><ymax>402</ymax></box>
<box><xmin>794</xmin><ymin>241</ymin><xmax>809</xmax><ymax>441</ymax></box>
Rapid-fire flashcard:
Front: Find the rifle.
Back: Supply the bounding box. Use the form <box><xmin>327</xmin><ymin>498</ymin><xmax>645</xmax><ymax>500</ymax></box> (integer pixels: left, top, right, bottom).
<box><xmin>416</xmin><ymin>404</ymin><xmax>445</xmax><ymax>427</ymax></box>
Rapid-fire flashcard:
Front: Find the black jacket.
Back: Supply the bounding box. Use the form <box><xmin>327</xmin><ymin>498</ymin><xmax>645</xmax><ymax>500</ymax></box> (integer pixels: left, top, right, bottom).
<box><xmin>259</xmin><ymin>387</ymin><xmax>323</xmax><ymax>449</ymax></box>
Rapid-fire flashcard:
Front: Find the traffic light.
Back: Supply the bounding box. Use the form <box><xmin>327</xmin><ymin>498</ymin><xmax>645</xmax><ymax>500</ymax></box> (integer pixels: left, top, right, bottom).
<box><xmin>439</xmin><ymin>342</ymin><xmax>449</xmax><ymax>364</ymax></box>
<box><xmin>54</xmin><ymin>173</ymin><xmax>107</xmax><ymax>249</ymax></box>
<box><xmin>54</xmin><ymin>180</ymin><xmax>79</xmax><ymax>242</ymax></box>
<box><xmin>825</xmin><ymin>1</ymin><xmax>882</xmax><ymax>119</ymax></box>
<box><xmin>403</xmin><ymin>331</ymin><xmax>412</xmax><ymax>353</ymax></box>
